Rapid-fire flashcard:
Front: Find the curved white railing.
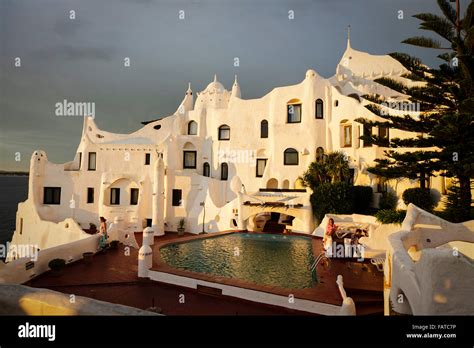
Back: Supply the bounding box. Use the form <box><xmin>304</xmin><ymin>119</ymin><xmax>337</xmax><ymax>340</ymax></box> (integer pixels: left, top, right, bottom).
<box><xmin>336</xmin><ymin>275</ymin><xmax>356</xmax><ymax>315</ymax></box>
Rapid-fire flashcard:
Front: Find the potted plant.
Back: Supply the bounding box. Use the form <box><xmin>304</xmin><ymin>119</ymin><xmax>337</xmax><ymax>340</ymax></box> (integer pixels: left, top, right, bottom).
<box><xmin>89</xmin><ymin>223</ymin><xmax>97</xmax><ymax>233</ymax></box>
<box><xmin>48</xmin><ymin>258</ymin><xmax>66</xmax><ymax>276</ymax></box>
<box><xmin>82</xmin><ymin>252</ymin><xmax>94</xmax><ymax>264</ymax></box>
<box><xmin>109</xmin><ymin>240</ymin><xmax>119</xmax><ymax>250</ymax></box>
<box><xmin>177</xmin><ymin>218</ymin><xmax>185</xmax><ymax>236</ymax></box>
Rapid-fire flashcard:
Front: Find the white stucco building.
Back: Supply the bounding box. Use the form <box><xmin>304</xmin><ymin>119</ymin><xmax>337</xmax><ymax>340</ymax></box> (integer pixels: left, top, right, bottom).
<box><xmin>9</xmin><ymin>38</ymin><xmax>450</xmax><ymax>255</ymax></box>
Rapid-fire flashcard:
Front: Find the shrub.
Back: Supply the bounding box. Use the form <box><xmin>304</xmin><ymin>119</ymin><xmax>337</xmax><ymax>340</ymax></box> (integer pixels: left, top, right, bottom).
<box><xmin>378</xmin><ymin>191</ymin><xmax>398</xmax><ymax>210</ymax></box>
<box><xmin>48</xmin><ymin>258</ymin><xmax>66</xmax><ymax>271</ymax></box>
<box><xmin>311</xmin><ymin>182</ymin><xmax>354</xmax><ymax>223</ymax></box>
<box><xmin>375</xmin><ymin>209</ymin><xmax>406</xmax><ymax>224</ymax></box>
<box><xmin>352</xmin><ymin>186</ymin><xmax>373</xmax><ymax>214</ymax></box>
<box><xmin>402</xmin><ymin>188</ymin><xmax>435</xmax><ymax>211</ymax></box>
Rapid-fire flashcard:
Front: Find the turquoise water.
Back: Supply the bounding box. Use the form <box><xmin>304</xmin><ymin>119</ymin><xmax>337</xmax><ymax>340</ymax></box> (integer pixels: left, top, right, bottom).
<box><xmin>160</xmin><ymin>233</ymin><xmax>316</xmax><ymax>289</ymax></box>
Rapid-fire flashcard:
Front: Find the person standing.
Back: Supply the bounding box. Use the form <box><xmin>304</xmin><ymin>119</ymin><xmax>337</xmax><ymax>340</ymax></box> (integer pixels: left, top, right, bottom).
<box><xmin>98</xmin><ymin>216</ymin><xmax>108</xmax><ymax>250</ymax></box>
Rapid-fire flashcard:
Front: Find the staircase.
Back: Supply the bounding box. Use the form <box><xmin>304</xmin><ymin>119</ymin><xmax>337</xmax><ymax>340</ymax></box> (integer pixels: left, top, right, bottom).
<box><xmin>345</xmin><ymin>288</ymin><xmax>384</xmax><ymax>315</ymax></box>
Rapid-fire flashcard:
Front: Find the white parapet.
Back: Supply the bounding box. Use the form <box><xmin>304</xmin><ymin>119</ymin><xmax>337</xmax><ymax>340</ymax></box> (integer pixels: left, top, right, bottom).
<box><xmin>386</xmin><ymin>204</ymin><xmax>474</xmax><ymax>315</ymax></box>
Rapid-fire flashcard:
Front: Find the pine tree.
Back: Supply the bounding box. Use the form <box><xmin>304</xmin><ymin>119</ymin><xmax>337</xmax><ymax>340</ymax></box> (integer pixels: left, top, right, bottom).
<box><xmin>356</xmin><ymin>0</ymin><xmax>474</xmax><ymax>219</ymax></box>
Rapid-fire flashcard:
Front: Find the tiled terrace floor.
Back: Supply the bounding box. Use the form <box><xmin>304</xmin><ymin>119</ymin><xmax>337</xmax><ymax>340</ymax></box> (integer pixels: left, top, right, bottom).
<box><xmin>27</xmin><ymin>232</ymin><xmax>384</xmax><ymax>315</ymax></box>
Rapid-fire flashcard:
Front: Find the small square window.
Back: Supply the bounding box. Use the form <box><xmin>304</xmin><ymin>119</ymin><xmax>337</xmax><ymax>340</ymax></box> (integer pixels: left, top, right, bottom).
<box><xmin>43</xmin><ymin>187</ymin><xmax>61</xmax><ymax>205</ymax></box>
<box><xmin>88</xmin><ymin>152</ymin><xmax>96</xmax><ymax>171</ymax></box>
<box><xmin>287</xmin><ymin>104</ymin><xmax>302</xmax><ymax>123</ymax></box>
<box><xmin>183</xmin><ymin>151</ymin><xmax>197</xmax><ymax>169</ymax></box>
<box><xmin>256</xmin><ymin>159</ymin><xmax>267</xmax><ymax>177</ymax></box>
<box><xmin>130</xmin><ymin>188</ymin><xmax>139</xmax><ymax>205</ymax></box>
<box><xmin>172</xmin><ymin>189</ymin><xmax>182</xmax><ymax>206</ymax></box>
<box><xmin>110</xmin><ymin>188</ymin><xmax>120</xmax><ymax>205</ymax></box>
<box><xmin>87</xmin><ymin>187</ymin><xmax>94</xmax><ymax>204</ymax></box>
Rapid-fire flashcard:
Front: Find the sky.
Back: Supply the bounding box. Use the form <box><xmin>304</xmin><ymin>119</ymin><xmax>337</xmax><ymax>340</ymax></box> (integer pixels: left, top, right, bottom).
<box><xmin>0</xmin><ymin>0</ymin><xmax>461</xmax><ymax>171</ymax></box>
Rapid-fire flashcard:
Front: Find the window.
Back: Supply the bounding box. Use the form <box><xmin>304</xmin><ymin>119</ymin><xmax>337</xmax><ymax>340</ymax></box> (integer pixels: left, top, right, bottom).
<box><xmin>335</xmin><ymin>100</ymin><xmax>339</xmax><ymax>107</ymax></box>
<box><xmin>343</xmin><ymin>125</ymin><xmax>352</xmax><ymax>147</ymax></box>
<box><xmin>145</xmin><ymin>153</ymin><xmax>151</xmax><ymax>165</ymax></box>
<box><xmin>78</xmin><ymin>152</ymin><xmax>82</xmax><ymax>170</ymax></box>
<box><xmin>146</xmin><ymin>219</ymin><xmax>152</xmax><ymax>227</ymax></box>
<box><xmin>188</xmin><ymin>121</ymin><xmax>198</xmax><ymax>135</ymax></box>
<box><xmin>376</xmin><ymin>178</ymin><xmax>388</xmax><ymax>193</ymax></box>
<box><xmin>130</xmin><ymin>188</ymin><xmax>139</xmax><ymax>205</ymax></box>
<box><xmin>87</xmin><ymin>187</ymin><xmax>94</xmax><ymax>204</ymax></box>
<box><xmin>221</xmin><ymin>163</ymin><xmax>228</xmax><ymax>180</ymax></box>
<box><xmin>316</xmin><ymin>147</ymin><xmax>325</xmax><ymax>163</ymax></box>
<box><xmin>379</xmin><ymin>126</ymin><xmax>390</xmax><ymax>147</ymax></box>
<box><xmin>260</xmin><ymin>120</ymin><xmax>268</xmax><ymax>138</ymax></box>
<box><xmin>183</xmin><ymin>151</ymin><xmax>197</xmax><ymax>169</ymax></box>
<box><xmin>315</xmin><ymin>99</ymin><xmax>323</xmax><ymax>119</ymax></box>
<box><xmin>43</xmin><ymin>187</ymin><xmax>61</xmax><ymax>205</ymax></box>
<box><xmin>88</xmin><ymin>152</ymin><xmax>96</xmax><ymax>171</ymax></box>
<box><xmin>203</xmin><ymin>162</ymin><xmax>210</xmax><ymax>177</ymax></box>
<box><xmin>218</xmin><ymin>125</ymin><xmax>230</xmax><ymax>140</ymax></box>
<box><xmin>287</xmin><ymin>103</ymin><xmax>302</xmax><ymax>123</ymax></box>
<box><xmin>363</xmin><ymin>124</ymin><xmax>372</xmax><ymax>147</ymax></box>
<box><xmin>110</xmin><ymin>188</ymin><xmax>120</xmax><ymax>205</ymax></box>
<box><xmin>284</xmin><ymin>148</ymin><xmax>299</xmax><ymax>165</ymax></box>
<box><xmin>172</xmin><ymin>189</ymin><xmax>182</xmax><ymax>206</ymax></box>
<box><xmin>256</xmin><ymin>159</ymin><xmax>267</xmax><ymax>177</ymax></box>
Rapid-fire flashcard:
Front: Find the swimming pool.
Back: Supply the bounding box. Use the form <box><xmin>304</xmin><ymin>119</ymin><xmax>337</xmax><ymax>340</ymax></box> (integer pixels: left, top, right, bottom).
<box><xmin>160</xmin><ymin>233</ymin><xmax>316</xmax><ymax>289</ymax></box>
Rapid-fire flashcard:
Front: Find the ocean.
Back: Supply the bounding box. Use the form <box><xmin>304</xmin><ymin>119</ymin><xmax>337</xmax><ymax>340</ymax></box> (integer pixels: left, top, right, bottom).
<box><xmin>0</xmin><ymin>176</ymin><xmax>28</xmax><ymax>246</ymax></box>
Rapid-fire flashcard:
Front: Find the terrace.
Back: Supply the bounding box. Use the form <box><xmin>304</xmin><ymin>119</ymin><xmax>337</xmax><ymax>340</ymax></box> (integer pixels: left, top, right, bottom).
<box><xmin>25</xmin><ymin>231</ymin><xmax>384</xmax><ymax>315</ymax></box>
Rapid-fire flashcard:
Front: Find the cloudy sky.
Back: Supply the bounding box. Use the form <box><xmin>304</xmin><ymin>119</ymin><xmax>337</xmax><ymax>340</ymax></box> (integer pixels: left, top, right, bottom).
<box><xmin>0</xmin><ymin>0</ymin><xmax>458</xmax><ymax>171</ymax></box>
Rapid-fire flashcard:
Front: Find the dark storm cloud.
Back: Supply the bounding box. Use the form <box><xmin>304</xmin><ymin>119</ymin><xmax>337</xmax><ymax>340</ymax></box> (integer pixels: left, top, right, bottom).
<box><xmin>0</xmin><ymin>0</ymin><xmax>461</xmax><ymax>171</ymax></box>
<box><xmin>32</xmin><ymin>45</ymin><xmax>115</xmax><ymax>62</ymax></box>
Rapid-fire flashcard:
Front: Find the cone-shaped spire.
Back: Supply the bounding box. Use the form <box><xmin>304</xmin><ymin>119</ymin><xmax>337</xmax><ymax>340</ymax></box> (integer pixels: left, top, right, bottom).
<box><xmin>347</xmin><ymin>25</ymin><xmax>351</xmax><ymax>49</ymax></box>
<box><xmin>231</xmin><ymin>74</ymin><xmax>241</xmax><ymax>98</ymax></box>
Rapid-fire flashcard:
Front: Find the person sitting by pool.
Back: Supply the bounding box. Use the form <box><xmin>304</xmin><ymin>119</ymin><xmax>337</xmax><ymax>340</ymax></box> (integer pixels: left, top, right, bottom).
<box><xmin>323</xmin><ymin>218</ymin><xmax>338</xmax><ymax>251</ymax></box>
<box><xmin>98</xmin><ymin>216</ymin><xmax>108</xmax><ymax>250</ymax></box>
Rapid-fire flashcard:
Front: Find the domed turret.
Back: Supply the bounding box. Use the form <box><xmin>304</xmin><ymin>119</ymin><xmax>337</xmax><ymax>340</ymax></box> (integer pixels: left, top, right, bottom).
<box><xmin>231</xmin><ymin>75</ymin><xmax>241</xmax><ymax>98</ymax></box>
<box><xmin>203</xmin><ymin>74</ymin><xmax>225</xmax><ymax>94</ymax></box>
<box><xmin>195</xmin><ymin>74</ymin><xmax>231</xmax><ymax>109</ymax></box>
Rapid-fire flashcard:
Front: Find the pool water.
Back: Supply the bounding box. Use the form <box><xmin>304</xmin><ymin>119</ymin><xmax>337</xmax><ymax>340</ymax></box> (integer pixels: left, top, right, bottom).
<box><xmin>160</xmin><ymin>233</ymin><xmax>316</xmax><ymax>289</ymax></box>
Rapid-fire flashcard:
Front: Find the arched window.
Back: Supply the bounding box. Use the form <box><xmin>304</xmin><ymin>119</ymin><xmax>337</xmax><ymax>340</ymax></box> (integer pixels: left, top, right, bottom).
<box><xmin>287</xmin><ymin>99</ymin><xmax>302</xmax><ymax>123</ymax></box>
<box><xmin>188</xmin><ymin>120</ymin><xmax>198</xmax><ymax>135</ymax></box>
<box><xmin>315</xmin><ymin>99</ymin><xmax>323</xmax><ymax>119</ymax></box>
<box><xmin>284</xmin><ymin>148</ymin><xmax>299</xmax><ymax>165</ymax></box>
<box><xmin>221</xmin><ymin>163</ymin><xmax>228</xmax><ymax>180</ymax></box>
<box><xmin>260</xmin><ymin>120</ymin><xmax>268</xmax><ymax>138</ymax></box>
<box><xmin>316</xmin><ymin>147</ymin><xmax>325</xmax><ymax>163</ymax></box>
<box><xmin>203</xmin><ymin>162</ymin><xmax>210</xmax><ymax>177</ymax></box>
<box><xmin>218</xmin><ymin>124</ymin><xmax>230</xmax><ymax>140</ymax></box>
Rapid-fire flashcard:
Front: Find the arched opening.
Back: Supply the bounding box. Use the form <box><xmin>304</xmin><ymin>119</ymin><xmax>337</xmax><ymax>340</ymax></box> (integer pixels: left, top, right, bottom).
<box><xmin>295</xmin><ymin>178</ymin><xmax>305</xmax><ymax>189</ymax></box>
<box><xmin>221</xmin><ymin>163</ymin><xmax>228</xmax><ymax>180</ymax></box>
<box><xmin>266</xmin><ymin>178</ymin><xmax>278</xmax><ymax>189</ymax></box>
<box><xmin>203</xmin><ymin>162</ymin><xmax>210</xmax><ymax>177</ymax></box>
<box><xmin>260</xmin><ymin>120</ymin><xmax>268</xmax><ymax>138</ymax></box>
<box><xmin>282</xmin><ymin>179</ymin><xmax>290</xmax><ymax>189</ymax></box>
<box><xmin>284</xmin><ymin>148</ymin><xmax>299</xmax><ymax>165</ymax></box>
<box><xmin>316</xmin><ymin>147</ymin><xmax>325</xmax><ymax>163</ymax></box>
<box><xmin>315</xmin><ymin>99</ymin><xmax>323</xmax><ymax>119</ymax></box>
<box><xmin>187</xmin><ymin>120</ymin><xmax>198</xmax><ymax>135</ymax></box>
<box><xmin>218</xmin><ymin>124</ymin><xmax>230</xmax><ymax>140</ymax></box>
